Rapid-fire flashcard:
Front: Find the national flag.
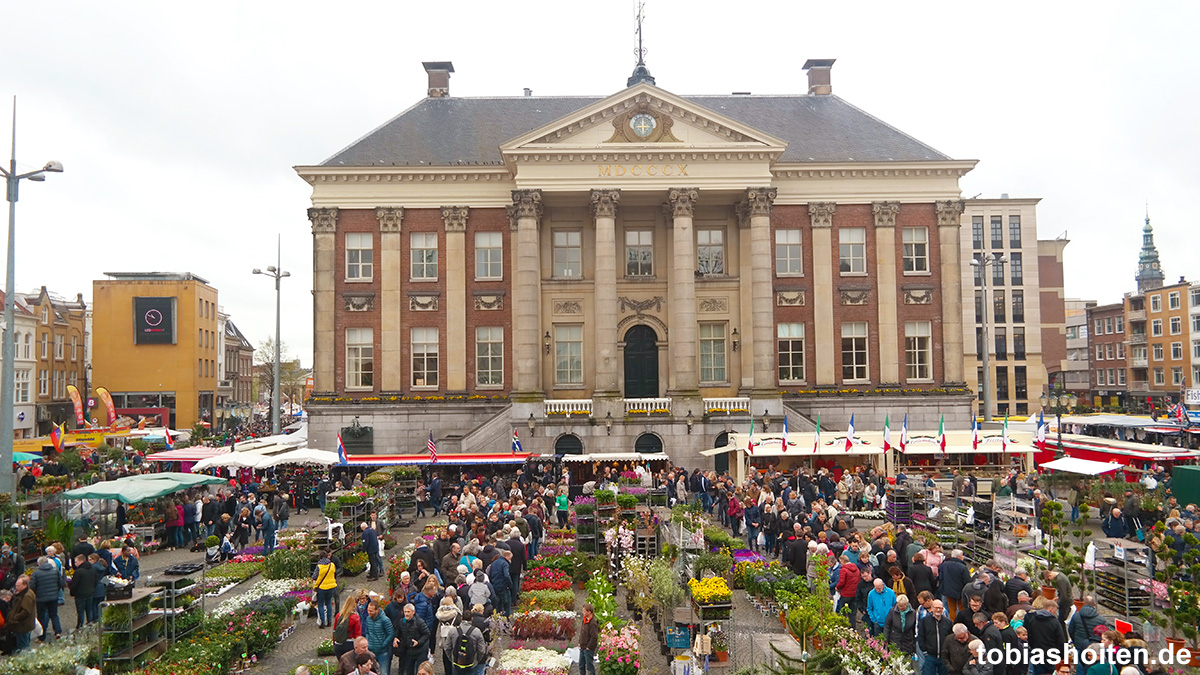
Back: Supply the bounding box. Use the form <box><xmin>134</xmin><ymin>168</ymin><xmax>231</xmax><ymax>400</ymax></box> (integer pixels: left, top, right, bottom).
<box><xmin>1036</xmin><ymin>410</ymin><xmax>1048</xmax><ymax>452</ymax></box>
<box><xmin>1170</xmin><ymin>402</ymin><xmax>1187</xmax><ymax>422</ymax></box>
<box><xmin>937</xmin><ymin>415</ymin><xmax>947</xmax><ymax>455</ymax></box>
<box><xmin>747</xmin><ymin>416</ymin><xmax>755</xmax><ymax>455</ymax></box>
<box><xmin>882</xmin><ymin>414</ymin><xmax>891</xmax><ymax>452</ymax></box>
<box><xmin>971</xmin><ymin>417</ymin><xmax>980</xmax><ymax>450</ymax></box>
<box><xmin>845</xmin><ymin>414</ymin><xmax>856</xmax><ymax>452</ymax></box>
<box><xmin>1001</xmin><ymin>415</ymin><xmax>1010</xmax><ymax>453</ymax></box>
<box><xmin>900</xmin><ymin>412</ymin><xmax>909</xmax><ymax>454</ymax></box>
<box><xmin>782</xmin><ymin>414</ymin><xmax>789</xmax><ymax>453</ymax></box>
<box><xmin>336</xmin><ymin>433</ymin><xmax>348</xmax><ymax>465</ymax></box>
<box><xmin>163</xmin><ymin>426</ymin><xmax>174</xmax><ymax>451</ymax></box>
<box><xmin>428</xmin><ymin>432</ymin><xmax>438</xmax><ymax>463</ymax></box>
<box><xmin>813</xmin><ymin>413</ymin><xmax>821</xmax><ymax>453</ymax></box>
<box><xmin>512</xmin><ymin>430</ymin><xmax>523</xmax><ymax>456</ymax></box>
<box><xmin>49</xmin><ymin>423</ymin><xmax>63</xmax><ymax>452</ymax></box>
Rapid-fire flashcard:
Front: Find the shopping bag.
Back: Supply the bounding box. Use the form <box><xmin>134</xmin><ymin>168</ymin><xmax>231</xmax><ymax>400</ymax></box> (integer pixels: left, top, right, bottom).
<box><xmin>33</xmin><ymin>619</ymin><xmax>43</xmax><ymax>638</ymax></box>
<box><xmin>757</xmin><ymin>532</ymin><xmax>765</xmax><ymax>546</ymax></box>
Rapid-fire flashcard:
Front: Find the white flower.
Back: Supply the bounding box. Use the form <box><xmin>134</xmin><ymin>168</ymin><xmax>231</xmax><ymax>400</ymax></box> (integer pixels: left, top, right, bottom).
<box><xmin>496</xmin><ymin>647</ymin><xmax>571</xmax><ymax>673</ymax></box>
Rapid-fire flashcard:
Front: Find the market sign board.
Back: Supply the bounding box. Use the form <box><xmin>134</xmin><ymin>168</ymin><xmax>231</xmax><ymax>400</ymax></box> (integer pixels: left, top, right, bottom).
<box><xmin>1185</xmin><ymin>388</ymin><xmax>1200</xmax><ymax>406</ymax></box>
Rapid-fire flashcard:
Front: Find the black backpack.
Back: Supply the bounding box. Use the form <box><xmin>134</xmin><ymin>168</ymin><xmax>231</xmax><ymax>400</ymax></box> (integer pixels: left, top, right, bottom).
<box><xmin>453</xmin><ymin>625</ymin><xmax>478</xmax><ymax>668</ymax></box>
<box><xmin>333</xmin><ymin>614</ymin><xmax>350</xmax><ymax>644</ymax></box>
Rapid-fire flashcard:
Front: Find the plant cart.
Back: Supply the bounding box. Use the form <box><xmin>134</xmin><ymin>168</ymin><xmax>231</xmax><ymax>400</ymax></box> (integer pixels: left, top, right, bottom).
<box><xmin>1093</xmin><ymin>537</ymin><xmax>1151</xmax><ymax>618</ymax></box>
<box><xmin>101</xmin><ymin>586</ymin><xmax>166</xmax><ymax>674</ymax></box>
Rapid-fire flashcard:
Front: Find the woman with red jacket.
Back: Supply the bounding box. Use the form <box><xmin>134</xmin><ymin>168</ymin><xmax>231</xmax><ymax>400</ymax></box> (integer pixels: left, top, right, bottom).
<box><xmin>164</xmin><ymin>500</ymin><xmax>185</xmax><ymax>552</ymax></box>
<box><xmin>332</xmin><ymin>594</ymin><xmax>363</xmax><ymax>659</ymax></box>
<box><xmin>726</xmin><ymin>493</ymin><xmax>744</xmax><ymax>537</ymax></box>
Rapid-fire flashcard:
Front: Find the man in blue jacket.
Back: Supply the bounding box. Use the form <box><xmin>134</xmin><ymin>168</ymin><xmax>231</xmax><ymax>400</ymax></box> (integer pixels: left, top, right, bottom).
<box><xmin>937</xmin><ymin>549</ymin><xmax>971</xmax><ymax>620</ymax></box>
<box><xmin>112</xmin><ymin>545</ymin><xmax>139</xmax><ymax>587</ymax></box>
<box><xmin>430</xmin><ymin>474</ymin><xmax>443</xmax><ymax>516</ymax></box>
<box><xmin>363</xmin><ymin>600</ymin><xmax>394</xmax><ymax>675</ymax></box>
<box><xmin>866</xmin><ymin>577</ymin><xmax>897</xmax><ymax>637</ymax></box>
<box><xmin>488</xmin><ymin>548</ymin><xmax>512</xmax><ymax>616</ymax></box>
<box><xmin>1101</xmin><ymin>508</ymin><xmax>1126</xmax><ymax>539</ymax></box>
<box><xmin>362</xmin><ymin>521</ymin><xmax>383</xmax><ymax>581</ymax></box>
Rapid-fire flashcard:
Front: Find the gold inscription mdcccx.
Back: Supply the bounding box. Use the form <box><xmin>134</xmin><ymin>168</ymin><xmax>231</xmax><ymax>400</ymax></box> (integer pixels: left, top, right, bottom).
<box><xmin>598</xmin><ymin>164</ymin><xmax>689</xmax><ymax>177</ymax></box>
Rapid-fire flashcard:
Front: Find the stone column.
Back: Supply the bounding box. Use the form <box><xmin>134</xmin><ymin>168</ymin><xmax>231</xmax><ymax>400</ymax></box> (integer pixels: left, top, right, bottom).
<box><xmin>442</xmin><ymin>206</ymin><xmax>469</xmax><ymax>392</ymax></box>
<box><xmin>590</xmin><ymin>190</ymin><xmax>621</xmax><ymax>397</ymax></box>
<box><xmin>376</xmin><ymin>207</ymin><xmax>403</xmax><ymax>392</ymax></box>
<box><xmin>808</xmin><ymin>203</ymin><xmax>836</xmax><ymax>385</ymax></box>
<box><xmin>873</xmin><ymin>202</ymin><xmax>900</xmax><ymax>383</ymax></box>
<box><xmin>667</xmin><ymin>188</ymin><xmax>700</xmax><ymax>396</ymax></box>
<box><xmin>508</xmin><ymin>190</ymin><xmax>544</xmax><ymax>396</ymax></box>
<box><xmin>936</xmin><ymin>200</ymin><xmax>966</xmax><ymax>383</ymax></box>
<box><xmin>743</xmin><ymin>188</ymin><xmax>777</xmax><ymax>394</ymax></box>
<box><xmin>308</xmin><ymin>207</ymin><xmax>339</xmax><ymax>392</ymax></box>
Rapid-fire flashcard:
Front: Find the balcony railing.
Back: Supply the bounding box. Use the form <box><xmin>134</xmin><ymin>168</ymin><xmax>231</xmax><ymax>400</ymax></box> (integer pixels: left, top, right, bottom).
<box><xmin>624</xmin><ymin>397</ymin><xmax>672</xmax><ymax>415</ymax></box>
<box><xmin>703</xmin><ymin>397</ymin><xmax>750</xmax><ymax>415</ymax></box>
<box><xmin>1131</xmin><ymin>356</ymin><xmax>1148</xmax><ymax>368</ymax></box>
<box><xmin>544</xmin><ymin>399</ymin><xmax>592</xmax><ymax>417</ymax></box>
<box><xmin>1127</xmin><ymin>333</ymin><xmax>1147</xmax><ymax>345</ymax></box>
<box><xmin>1129</xmin><ymin>381</ymin><xmax>1150</xmax><ymax>392</ymax></box>
<box><xmin>1127</xmin><ymin>309</ymin><xmax>1146</xmax><ymax>321</ymax></box>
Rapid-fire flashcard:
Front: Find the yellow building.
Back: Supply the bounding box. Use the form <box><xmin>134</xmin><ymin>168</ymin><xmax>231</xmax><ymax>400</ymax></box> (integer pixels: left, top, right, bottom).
<box><xmin>91</xmin><ymin>272</ymin><xmax>220</xmax><ymax>429</ymax></box>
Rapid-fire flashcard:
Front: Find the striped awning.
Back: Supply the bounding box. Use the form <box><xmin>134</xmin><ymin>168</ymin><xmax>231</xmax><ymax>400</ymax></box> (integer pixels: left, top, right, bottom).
<box><xmin>145</xmin><ymin>447</ymin><xmax>231</xmax><ymax>462</ymax></box>
<box><xmin>342</xmin><ymin>452</ymin><xmax>535</xmax><ymax>466</ymax></box>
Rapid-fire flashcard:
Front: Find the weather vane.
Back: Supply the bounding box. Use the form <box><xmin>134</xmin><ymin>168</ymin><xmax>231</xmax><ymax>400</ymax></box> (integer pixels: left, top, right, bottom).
<box><xmin>627</xmin><ymin>1</ymin><xmax>656</xmax><ymax>86</ymax></box>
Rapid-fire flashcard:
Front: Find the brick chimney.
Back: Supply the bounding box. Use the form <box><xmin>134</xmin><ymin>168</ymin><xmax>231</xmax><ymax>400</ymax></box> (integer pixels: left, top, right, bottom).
<box><xmin>802</xmin><ymin>59</ymin><xmax>836</xmax><ymax>95</ymax></box>
<box><xmin>422</xmin><ymin>61</ymin><xmax>454</xmax><ymax>98</ymax></box>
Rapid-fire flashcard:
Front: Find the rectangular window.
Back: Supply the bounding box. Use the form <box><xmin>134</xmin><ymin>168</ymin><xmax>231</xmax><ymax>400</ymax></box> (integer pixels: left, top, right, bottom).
<box><xmin>777</xmin><ymin>323</ymin><xmax>806</xmax><ymax>383</ymax></box>
<box><xmin>345</xmin><ymin>232</ymin><xmax>373</xmax><ymax>280</ymax></box>
<box><xmin>901</xmin><ymin>227</ymin><xmax>929</xmax><ymax>273</ymax></box>
<box><xmin>1016</xmin><ymin>402</ymin><xmax>1028</xmax><ymax>415</ymax></box>
<box><xmin>475</xmin><ymin>232</ymin><xmax>503</xmax><ymax>280</ymax></box>
<box><xmin>1009</xmin><ymin>252</ymin><xmax>1023</xmax><ymax>285</ymax></box>
<box><xmin>1105</xmin><ymin>317</ymin><xmax>1114</xmax><ymax>334</ymax></box>
<box><xmin>475</xmin><ymin>326</ymin><xmax>504</xmax><ymax>386</ymax></box>
<box><xmin>1194</xmin><ymin>315</ymin><xmax>1200</xmax><ymax>333</ymax></box>
<box><xmin>1172</xmin><ymin>342</ymin><xmax>1183</xmax><ymax>360</ymax></box>
<box><xmin>972</xmin><ymin>216</ymin><xmax>983</xmax><ymax>250</ymax></box>
<box><xmin>1151</xmin><ymin>295</ymin><xmax>1161</xmax><ymax>312</ymax></box>
<box><xmin>697</xmin><ymin>229</ymin><xmax>725</xmax><ymax>276</ymax></box>
<box><xmin>1118</xmin><ymin>369</ymin><xmax>1126</xmax><ymax>385</ymax></box>
<box><xmin>14</xmin><ymin>370</ymin><xmax>29</xmax><ymax>404</ymax></box>
<box><xmin>995</xmin><ymin>327</ymin><xmax>1007</xmax><ymax>360</ymax></box>
<box><xmin>411</xmin><ymin>232</ymin><xmax>438</xmax><ymax>279</ymax></box>
<box><xmin>1012</xmin><ymin>290</ymin><xmax>1025</xmax><ymax>323</ymax></box>
<box><xmin>54</xmin><ymin>335</ymin><xmax>63</xmax><ymax>360</ymax></box>
<box><xmin>1173</xmin><ymin>367</ymin><xmax>1184</xmax><ymax>385</ymax></box>
<box><xmin>775</xmin><ymin>229</ymin><xmax>803</xmax><ymax>276</ymax></box>
<box><xmin>1096</xmin><ymin>370</ymin><xmax>1104</xmax><ymax>386</ymax></box>
<box><xmin>1155</xmin><ymin>368</ymin><xmax>1165</xmax><ymax>385</ymax></box>
<box><xmin>1169</xmin><ymin>291</ymin><xmax>1181</xmax><ymax>310</ymax></box>
<box><xmin>551</xmin><ymin>231</ymin><xmax>582</xmax><ymax>278</ymax></box>
<box><xmin>554</xmin><ymin>325</ymin><xmax>583</xmax><ymax>385</ymax></box>
<box><xmin>976</xmin><ymin>327</ymin><xmax>984</xmax><ymax>360</ymax></box>
<box><xmin>699</xmin><ymin>323</ymin><xmax>727</xmax><ymax>383</ymax></box>
<box><xmin>1108</xmin><ymin>369</ymin><xmax>1116</xmax><ymax>386</ymax></box>
<box><xmin>345</xmin><ymin>328</ymin><xmax>373</xmax><ymax>389</ymax></box>
<box><xmin>1192</xmin><ymin>288</ymin><xmax>1200</xmax><ymax>308</ymax></box>
<box><xmin>1095</xmin><ymin>319</ymin><xmax>1103</xmax><ymax>335</ymax></box>
<box><xmin>1015</xmin><ymin>365</ymin><xmax>1027</xmax><ymax>400</ymax></box>
<box><xmin>411</xmin><ymin>327</ymin><xmax>439</xmax><ymax>388</ymax></box>
<box><xmin>840</xmin><ymin>322</ymin><xmax>869</xmax><ymax>382</ymax></box>
<box><xmin>974</xmin><ymin>291</ymin><xmax>984</xmax><ymax>324</ymax></box>
<box><xmin>1154</xmin><ymin>344</ymin><xmax>1164</xmax><ymax>360</ymax></box>
<box><xmin>38</xmin><ymin>370</ymin><xmax>48</xmax><ymax>396</ymax></box>
<box><xmin>1009</xmin><ymin>215</ymin><xmax>1022</xmax><ymax>248</ymax></box>
<box><xmin>990</xmin><ymin>216</ymin><xmax>1003</xmax><ymax>249</ymax></box>
<box><xmin>1152</xmin><ymin>319</ymin><xmax>1163</xmax><ymax>336</ymax></box>
<box><xmin>1106</xmin><ymin>343</ymin><xmax>1114</xmax><ymax>360</ymax></box>
<box><xmin>40</xmin><ymin>333</ymin><xmax>47</xmax><ymax>359</ymax></box>
<box><xmin>70</xmin><ymin>336</ymin><xmax>77</xmax><ymax>362</ymax></box>
<box><xmin>1013</xmin><ymin>327</ymin><xmax>1026</xmax><ymax>360</ymax></box>
<box><xmin>993</xmin><ymin>259</ymin><xmax>1005</xmax><ymax>286</ymax></box>
<box><xmin>838</xmin><ymin>228</ymin><xmax>866</xmax><ymax>274</ymax></box>
<box><xmin>1116</xmin><ymin>316</ymin><xmax>1124</xmax><ymax>333</ymax></box>
<box><xmin>904</xmin><ymin>321</ymin><xmax>932</xmax><ymax>381</ymax></box>
<box><xmin>1171</xmin><ymin>316</ymin><xmax>1182</xmax><ymax>334</ymax></box>
<box><xmin>995</xmin><ymin>365</ymin><xmax>1009</xmax><ymax>400</ymax></box>
<box><xmin>974</xmin><ymin>254</ymin><xmax>984</xmax><ymax>287</ymax></box>
<box><xmin>1117</xmin><ymin>342</ymin><xmax>1125</xmax><ymax>359</ymax></box>
<box><xmin>994</xmin><ymin>290</ymin><xmax>1006</xmax><ymax>324</ymax></box>
<box><xmin>1194</xmin><ymin>341</ymin><xmax>1200</xmax><ymax>359</ymax></box>
<box><xmin>1096</xmin><ymin>344</ymin><xmax>1105</xmax><ymax>361</ymax></box>
<box><xmin>625</xmin><ymin>230</ymin><xmax>654</xmax><ymax>277</ymax></box>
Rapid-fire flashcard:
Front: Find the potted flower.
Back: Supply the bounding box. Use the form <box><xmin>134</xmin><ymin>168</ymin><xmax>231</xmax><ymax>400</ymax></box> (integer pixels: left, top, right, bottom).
<box><xmin>710</xmin><ymin>627</ymin><xmax>729</xmax><ymax>661</ymax></box>
<box><xmin>595</xmin><ymin>489</ymin><xmax>616</xmax><ymax>507</ymax></box>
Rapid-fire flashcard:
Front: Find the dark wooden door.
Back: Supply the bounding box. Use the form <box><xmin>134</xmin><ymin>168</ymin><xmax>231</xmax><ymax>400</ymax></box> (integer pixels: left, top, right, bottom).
<box><xmin>623</xmin><ymin>325</ymin><xmax>658</xmax><ymax>399</ymax></box>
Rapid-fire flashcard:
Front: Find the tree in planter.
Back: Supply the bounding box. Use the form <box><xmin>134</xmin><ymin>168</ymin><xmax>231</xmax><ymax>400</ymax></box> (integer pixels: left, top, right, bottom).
<box><xmin>1035</xmin><ymin>500</ymin><xmax>1085</xmax><ymax>600</ymax></box>
<box><xmin>1146</xmin><ymin>524</ymin><xmax>1200</xmax><ymax>645</ymax></box>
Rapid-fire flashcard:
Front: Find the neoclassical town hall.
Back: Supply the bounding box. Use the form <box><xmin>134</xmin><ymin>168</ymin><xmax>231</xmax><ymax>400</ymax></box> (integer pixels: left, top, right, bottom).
<box><xmin>296</xmin><ymin>59</ymin><xmax>976</xmax><ymax>466</ymax></box>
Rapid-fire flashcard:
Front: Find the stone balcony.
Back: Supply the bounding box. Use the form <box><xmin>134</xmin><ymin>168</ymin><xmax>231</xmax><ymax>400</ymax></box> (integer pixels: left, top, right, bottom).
<box><xmin>1127</xmin><ymin>333</ymin><xmax>1148</xmax><ymax>346</ymax></box>
<box><xmin>543</xmin><ymin>399</ymin><xmax>593</xmax><ymax>417</ymax></box>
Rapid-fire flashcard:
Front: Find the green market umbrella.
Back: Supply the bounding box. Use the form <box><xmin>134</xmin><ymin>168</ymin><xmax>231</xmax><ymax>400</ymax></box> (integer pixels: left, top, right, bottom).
<box><xmin>62</xmin><ymin>472</ymin><xmax>226</xmax><ymax>504</ymax></box>
<box><xmin>13</xmin><ymin>452</ymin><xmax>40</xmax><ymax>463</ymax></box>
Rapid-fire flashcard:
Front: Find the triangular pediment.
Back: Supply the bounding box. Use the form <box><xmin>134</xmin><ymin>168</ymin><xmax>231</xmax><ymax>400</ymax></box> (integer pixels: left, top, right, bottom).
<box><xmin>500</xmin><ymin>82</ymin><xmax>787</xmax><ymax>159</ymax></box>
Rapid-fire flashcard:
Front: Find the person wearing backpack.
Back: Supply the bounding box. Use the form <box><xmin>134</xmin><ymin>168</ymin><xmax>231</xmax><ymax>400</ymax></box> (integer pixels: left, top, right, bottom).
<box><xmin>334</xmin><ymin>595</ymin><xmax>364</xmax><ymax>660</ymax></box>
<box><xmin>467</xmin><ymin>603</ymin><xmax>491</xmax><ymax>675</ymax></box>
<box><xmin>435</xmin><ymin>597</ymin><xmax>462</xmax><ymax>675</ymax></box>
<box><xmin>448</xmin><ymin>604</ymin><xmax>484</xmax><ymax>675</ymax></box>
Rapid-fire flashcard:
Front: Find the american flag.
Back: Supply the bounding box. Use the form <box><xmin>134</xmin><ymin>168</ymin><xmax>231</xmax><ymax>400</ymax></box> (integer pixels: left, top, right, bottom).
<box><xmin>427</xmin><ymin>432</ymin><xmax>438</xmax><ymax>463</ymax></box>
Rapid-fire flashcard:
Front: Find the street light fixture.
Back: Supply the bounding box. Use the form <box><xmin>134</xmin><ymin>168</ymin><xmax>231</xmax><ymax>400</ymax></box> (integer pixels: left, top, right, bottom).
<box><xmin>1039</xmin><ymin>391</ymin><xmax>1078</xmax><ymax>458</ymax></box>
<box><xmin>252</xmin><ymin>235</ymin><xmax>289</xmax><ymax>435</ymax></box>
<box><xmin>1</xmin><ymin>98</ymin><xmax>63</xmax><ymax>495</ymax></box>
<box><xmin>969</xmin><ymin>253</ymin><xmax>1007</xmax><ymax>422</ymax></box>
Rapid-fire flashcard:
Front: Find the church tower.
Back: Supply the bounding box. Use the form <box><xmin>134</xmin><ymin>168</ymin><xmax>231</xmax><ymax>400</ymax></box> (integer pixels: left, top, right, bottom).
<box><xmin>1135</xmin><ymin>213</ymin><xmax>1166</xmax><ymax>293</ymax></box>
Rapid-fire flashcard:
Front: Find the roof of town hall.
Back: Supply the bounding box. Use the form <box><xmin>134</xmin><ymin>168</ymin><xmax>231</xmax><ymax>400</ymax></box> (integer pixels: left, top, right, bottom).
<box><xmin>319</xmin><ymin>90</ymin><xmax>953</xmax><ymax>167</ymax></box>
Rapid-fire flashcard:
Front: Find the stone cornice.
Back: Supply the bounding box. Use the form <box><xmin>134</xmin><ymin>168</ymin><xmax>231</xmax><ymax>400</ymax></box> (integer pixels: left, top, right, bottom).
<box><xmin>589</xmin><ymin>189</ymin><xmax>621</xmax><ymax>219</ymax></box>
<box><xmin>440</xmin><ymin>206</ymin><xmax>470</xmax><ymax>232</ymax></box>
<box><xmin>295</xmin><ymin>166</ymin><xmax>512</xmax><ymax>185</ymax></box>
<box><xmin>507</xmin><ymin>149</ymin><xmax>778</xmax><ymax>164</ymax></box>
<box><xmin>375</xmin><ymin>207</ymin><xmax>404</xmax><ymax>233</ymax></box>
<box><xmin>771</xmin><ymin>160</ymin><xmax>977</xmax><ymax>180</ymax></box>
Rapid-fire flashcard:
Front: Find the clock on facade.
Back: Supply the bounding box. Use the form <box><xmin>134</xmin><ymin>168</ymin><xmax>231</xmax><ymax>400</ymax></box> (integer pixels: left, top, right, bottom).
<box><xmin>144</xmin><ymin>309</ymin><xmax>163</xmax><ymax>327</ymax></box>
<box><xmin>629</xmin><ymin>113</ymin><xmax>657</xmax><ymax>138</ymax></box>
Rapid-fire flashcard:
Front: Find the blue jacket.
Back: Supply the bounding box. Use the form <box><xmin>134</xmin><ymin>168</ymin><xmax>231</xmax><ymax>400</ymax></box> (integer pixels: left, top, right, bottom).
<box><xmin>938</xmin><ymin>557</ymin><xmax>971</xmax><ymax>601</ymax></box>
<box><xmin>364</xmin><ymin>612</ymin><xmax>394</xmax><ymax>655</ymax></box>
<box><xmin>744</xmin><ymin>504</ymin><xmax>762</xmax><ymax>529</ymax></box>
<box><xmin>1101</xmin><ymin>515</ymin><xmax>1126</xmax><ymax>539</ymax></box>
<box><xmin>412</xmin><ymin>591</ymin><xmax>437</xmax><ymax>632</ymax></box>
<box><xmin>113</xmin><ymin>554</ymin><xmax>139</xmax><ymax>582</ymax></box>
<box><xmin>866</xmin><ymin>586</ymin><xmax>897</xmax><ymax>627</ymax></box>
<box><xmin>489</xmin><ymin>557</ymin><xmax>511</xmax><ymax>592</ymax></box>
<box><xmin>363</xmin><ymin>526</ymin><xmax>379</xmax><ymax>554</ymax></box>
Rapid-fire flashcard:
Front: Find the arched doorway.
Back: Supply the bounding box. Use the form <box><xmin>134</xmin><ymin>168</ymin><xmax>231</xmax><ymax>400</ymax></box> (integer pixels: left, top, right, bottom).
<box><xmin>635</xmin><ymin>432</ymin><xmax>663</xmax><ymax>454</ymax></box>
<box><xmin>554</xmin><ymin>434</ymin><xmax>584</xmax><ymax>455</ymax></box>
<box><xmin>713</xmin><ymin>432</ymin><xmax>730</xmax><ymax>474</ymax></box>
<box><xmin>624</xmin><ymin>325</ymin><xmax>659</xmax><ymax>398</ymax></box>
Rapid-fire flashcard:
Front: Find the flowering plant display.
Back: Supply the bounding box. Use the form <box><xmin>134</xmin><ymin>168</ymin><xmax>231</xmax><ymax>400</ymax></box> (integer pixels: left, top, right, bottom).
<box><xmin>622</xmin><ymin>487</ymin><xmax>648</xmax><ymax>496</ymax></box>
<box><xmin>598</xmin><ymin>623</ymin><xmax>640</xmax><ymax>675</ymax></box>
<box><xmin>506</xmin><ymin>639</ymin><xmax>570</xmax><ymax>652</ymax></box>
<box><xmin>206</xmin><ymin>560</ymin><xmax>264</xmax><ymax>582</ymax></box>
<box><xmin>518</xmin><ymin>589</ymin><xmax>575</xmax><ymax>612</ymax></box>
<box><xmin>546</xmin><ymin>527</ymin><xmax>576</xmax><ymax>539</ymax></box>
<box><xmin>239</xmin><ymin>544</ymin><xmax>288</xmax><ymax>556</ymax></box>
<box><xmin>602</xmin><ymin>524</ymin><xmax>635</xmax><ymax>553</ymax></box>
<box><xmin>805</xmin><ymin>626</ymin><xmax>915</xmax><ymax>675</ymax></box>
<box><xmin>584</xmin><ymin>571</ymin><xmax>622</xmax><ymax>629</ymax></box>
<box><xmin>494</xmin><ymin>647</ymin><xmax>571</xmax><ymax>675</ymax></box>
<box><xmin>594</xmin><ymin>489</ymin><xmax>616</xmax><ymax>506</ymax></box>
<box><xmin>688</xmin><ymin>576</ymin><xmax>732</xmax><ymax>604</ymax></box>
<box><xmin>214</xmin><ymin>578</ymin><xmax>308</xmax><ymax>615</ymax></box>
<box><xmin>536</xmin><ymin>544</ymin><xmax>575</xmax><ymax>558</ymax></box>
<box><xmin>509</xmin><ymin>610</ymin><xmax>579</xmax><ymax>640</ymax></box>
<box><xmin>231</xmin><ymin>553</ymin><xmax>265</xmax><ymax>563</ymax></box>
<box><xmin>523</xmin><ymin>566</ymin><xmax>572</xmax><ymax>591</ymax></box>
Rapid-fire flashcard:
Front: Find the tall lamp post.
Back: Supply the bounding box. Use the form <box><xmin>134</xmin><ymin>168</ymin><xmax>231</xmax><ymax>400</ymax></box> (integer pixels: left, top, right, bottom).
<box><xmin>969</xmin><ymin>252</ymin><xmax>1007</xmax><ymax>422</ymax></box>
<box><xmin>252</xmin><ymin>236</ymin><xmax>289</xmax><ymax>436</ymax></box>
<box><xmin>1040</xmin><ymin>391</ymin><xmax>1077</xmax><ymax>458</ymax></box>
<box><xmin>1</xmin><ymin>98</ymin><xmax>63</xmax><ymax>494</ymax></box>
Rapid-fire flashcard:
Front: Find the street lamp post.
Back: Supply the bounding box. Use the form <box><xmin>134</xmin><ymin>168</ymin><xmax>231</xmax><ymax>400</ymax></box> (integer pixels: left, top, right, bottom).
<box><xmin>969</xmin><ymin>253</ymin><xmax>1007</xmax><ymax>422</ymax></box>
<box><xmin>1039</xmin><ymin>391</ymin><xmax>1078</xmax><ymax>457</ymax></box>
<box><xmin>1</xmin><ymin>98</ymin><xmax>63</xmax><ymax>494</ymax></box>
<box><xmin>252</xmin><ymin>235</ymin><xmax>289</xmax><ymax>436</ymax></box>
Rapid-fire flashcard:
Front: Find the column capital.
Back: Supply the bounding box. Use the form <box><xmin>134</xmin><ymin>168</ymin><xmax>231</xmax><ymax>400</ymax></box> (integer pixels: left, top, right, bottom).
<box><xmin>441</xmin><ymin>206</ymin><xmax>470</xmax><ymax>232</ymax></box>
<box><xmin>665</xmin><ymin>187</ymin><xmax>699</xmax><ymax>218</ymax></box>
<box><xmin>807</xmin><ymin>202</ymin><xmax>836</xmax><ymax>228</ymax></box>
<box><xmin>589</xmin><ymin>189</ymin><xmax>621</xmax><ymax>219</ymax></box>
<box><xmin>507</xmin><ymin>189</ymin><xmax>543</xmax><ymax>230</ymax></box>
<box><xmin>935</xmin><ymin>199</ymin><xmax>965</xmax><ymax>227</ymax></box>
<box><xmin>308</xmin><ymin>207</ymin><xmax>339</xmax><ymax>234</ymax></box>
<box><xmin>375</xmin><ymin>207</ymin><xmax>404</xmax><ymax>233</ymax></box>
<box><xmin>872</xmin><ymin>201</ymin><xmax>900</xmax><ymax>228</ymax></box>
<box><xmin>737</xmin><ymin>187</ymin><xmax>776</xmax><ymax>228</ymax></box>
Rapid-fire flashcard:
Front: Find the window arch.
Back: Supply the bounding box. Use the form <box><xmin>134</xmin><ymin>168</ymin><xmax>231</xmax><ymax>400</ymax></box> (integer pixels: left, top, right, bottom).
<box><xmin>634</xmin><ymin>432</ymin><xmax>663</xmax><ymax>454</ymax></box>
<box><xmin>554</xmin><ymin>433</ymin><xmax>583</xmax><ymax>455</ymax></box>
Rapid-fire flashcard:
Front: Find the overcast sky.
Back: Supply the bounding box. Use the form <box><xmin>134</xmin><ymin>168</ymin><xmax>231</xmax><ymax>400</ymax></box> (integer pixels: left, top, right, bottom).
<box><xmin>2</xmin><ymin>1</ymin><xmax>1197</xmax><ymax>366</ymax></box>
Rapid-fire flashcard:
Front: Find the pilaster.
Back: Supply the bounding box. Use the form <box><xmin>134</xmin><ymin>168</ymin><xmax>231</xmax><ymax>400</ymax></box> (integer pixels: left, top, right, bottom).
<box><xmin>808</xmin><ymin>202</ymin><xmax>836</xmax><ymax>385</ymax></box>
<box><xmin>309</xmin><ymin>207</ymin><xmax>339</xmax><ymax>392</ymax></box>
<box><xmin>743</xmin><ymin>188</ymin><xmax>777</xmax><ymax>394</ymax></box>
<box><xmin>667</xmin><ymin>188</ymin><xmax>700</xmax><ymax>395</ymax></box>
<box><xmin>442</xmin><ymin>206</ymin><xmax>469</xmax><ymax>392</ymax></box>
<box><xmin>936</xmin><ymin>200</ymin><xmax>966</xmax><ymax>383</ymax></box>
<box><xmin>873</xmin><ymin>201</ymin><xmax>900</xmax><ymax>383</ymax></box>
<box><xmin>508</xmin><ymin>190</ymin><xmax>544</xmax><ymax>396</ymax></box>
<box><xmin>590</xmin><ymin>189</ymin><xmax>621</xmax><ymax>397</ymax></box>
<box><xmin>376</xmin><ymin>207</ymin><xmax>404</xmax><ymax>392</ymax></box>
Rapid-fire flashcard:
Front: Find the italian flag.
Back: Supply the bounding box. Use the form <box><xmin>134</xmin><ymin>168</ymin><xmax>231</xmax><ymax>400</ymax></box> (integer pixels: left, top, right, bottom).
<box><xmin>937</xmin><ymin>415</ymin><xmax>947</xmax><ymax>455</ymax></box>
<box><xmin>813</xmin><ymin>413</ymin><xmax>822</xmax><ymax>453</ymax></box>
<box><xmin>900</xmin><ymin>412</ymin><xmax>909</xmax><ymax>454</ymax></box>
<box><xmin>747</xmin><ymin>415</ymin><xmax>755</xmax><ymax>455</ymax></box>
<box><xmin>1001</xmin><ymin>415</ymin><xmax>1010</xmax><ymax>452</ymax></box>
<box><xmin>882</xmin><ymin>414</ymin><xmax>892</xmax><ymax>451</ymax></box>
